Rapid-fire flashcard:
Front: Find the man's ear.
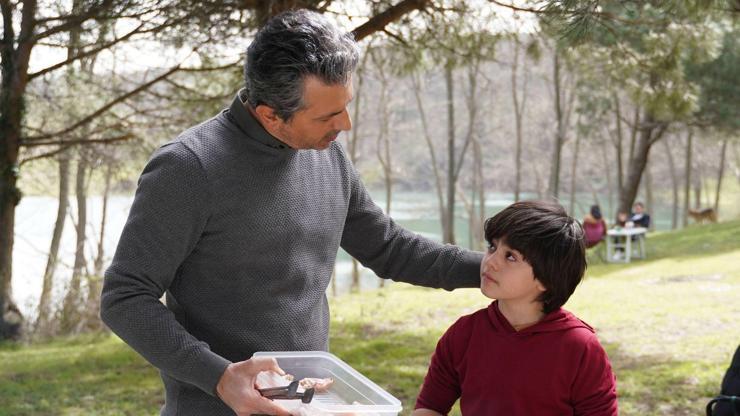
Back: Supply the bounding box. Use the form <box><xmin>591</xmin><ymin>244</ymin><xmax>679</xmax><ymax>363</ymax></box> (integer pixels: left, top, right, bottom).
<box><xmin>254</xmin><ymin>104</ymin><xmax>284</xmax><ymax>130</ymax></box>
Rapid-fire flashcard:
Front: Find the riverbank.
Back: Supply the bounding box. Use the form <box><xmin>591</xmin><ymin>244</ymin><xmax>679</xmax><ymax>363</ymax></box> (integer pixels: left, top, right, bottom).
<box><xmin>2</xmin><ymin>220</ymin><xmax>739</xmax><ymax>415</ymax></box>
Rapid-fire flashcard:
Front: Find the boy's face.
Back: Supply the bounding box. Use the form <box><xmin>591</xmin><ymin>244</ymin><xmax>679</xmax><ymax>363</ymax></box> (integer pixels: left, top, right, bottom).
<box><xmin>480</xmin><ymin>238</ymin><xmax>546</xmax><ymax>303</ymax></box>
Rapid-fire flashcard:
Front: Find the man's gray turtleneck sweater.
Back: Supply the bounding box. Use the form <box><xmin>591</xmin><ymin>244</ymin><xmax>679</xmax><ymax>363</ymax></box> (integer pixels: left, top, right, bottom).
<box><xmin>100</xmin><ymin>90</ymin><xmax>483</xmax><ymax>415</ymax></box>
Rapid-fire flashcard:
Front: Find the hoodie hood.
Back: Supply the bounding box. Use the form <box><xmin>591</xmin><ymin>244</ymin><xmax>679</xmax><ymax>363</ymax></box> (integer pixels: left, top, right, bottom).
<box><xmin>486</xmin><ymin>300</ymin><xmax>593</xmax><ymax>336</ymax></box>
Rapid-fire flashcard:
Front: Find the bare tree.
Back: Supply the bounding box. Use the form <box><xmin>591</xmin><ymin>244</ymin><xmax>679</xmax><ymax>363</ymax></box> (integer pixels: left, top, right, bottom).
<box><xmin>347</xmin><ymin>51</ymin><xmax>370</xmax><ymax>293</ymax></box>
<box><xmin>683</xmin><ymin>128</ymin><xmax>694</xmax><ymax>227</ymax></box>
<box><xmin>662</xmin><ymin>136</ymin><xmax>679</xmax><ymax>229</ymax></box>
<box><xmin>714</xmin><ymin>138</ymin><xmax>728</xmax><ymax>214</ymax></box>
<box><xmin>510</xmin><ymin>34</ymin><xmax>530</xmax><ymax>202</ymax></box>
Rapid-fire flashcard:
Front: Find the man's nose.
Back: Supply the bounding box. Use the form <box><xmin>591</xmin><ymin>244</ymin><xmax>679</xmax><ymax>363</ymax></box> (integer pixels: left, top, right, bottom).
<box><xmin>334</xmin><ymin>108</ymin><xmax>351</xmax><ymax>131</ymax></box>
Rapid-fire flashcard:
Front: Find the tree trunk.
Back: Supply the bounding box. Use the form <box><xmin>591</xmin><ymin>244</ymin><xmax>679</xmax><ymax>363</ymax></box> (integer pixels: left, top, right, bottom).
<box><xmin>548</xmin><ymin>52</ymin><xmax>564</xmax><ymax>199</ymax></box>
<box><xmin>411</xmin><ymin>74</ymin><xmax>448</xmax><ymax>242</ymax></box>
<box><xmin>662</xmin><ymin>138</ymin><xmax>679</xmax><ymax>229</ymax></box>
<box><xmin>83</xmin><ymin>162</ymin><xmax>112</xmax><ymax>331</ymax></box>
<box><xmin>474</xmin><ymin>136</ymin><xmax>485</xmax><ymax>250</ymax></box>
<box><xmin>444</xmin><ymin>63</ymin><xmax>456</xmax><ymax>244</ymax></box>
<box><xmin>0</xmin><ymin>0</ymin><xmax>37</xmax><ymax>341</ymax></box>
<box><xmin>693</xmin><ymin>172</ymin><xmax>702</xmax><ymax>209</ymax></box>
<box><xmin>35</xmin><ymin>150</ymin><xmax>71</xmax><ymax>336</ymax></box>
<box><xmin>612</xmin><ymin>94</ymin><xmax>624</xmax><ymax>198</ymax></box>
<box><xmin>60</xmin><ymin>151</ymin><xmax>89</xmax><ymax>333</ymax></box>
<box><xmin>617</xmin><ymin>112</ymin><xmax>666</xmax><ymax>216</ymax></box>
<box><xmin>372</xmin><ymin>50</ymin><xmax>392</xmax><ymax>288</ymax></box>
<box><xmin>348</xmin><ymin>53</ymin><xmax>368</xmax><ymax>293</ymax></box>
<box><xmin>682</xmin><ymin>129</ymin><xmax>693</xmax><ymax>227</ymax></box>
<box><xmin>645</xmin><ymin>160</ymin><xmax>654</xmax><ymax>231</ymax></box>
<box><xmin>511</xmin><ymin>36</ymin><xmax>528</xmax><ymax>202</ymax></box>
<box><xmin>36</xmin><ymin>10</ymin><xmax>82</xmax><ymax>335</ymax></box>
<box><xmin>569</xmin><ymin>124</ymin><xmax>582</xmax><ymax>215</ymax></box>
<box><xmin>714</xmin><ymin>139</ymin><xmax>727</xmax><ymax>215</ymax></box>
<box><xmin>465</xmin><ymin>65</ymin><xmax>484</xmax><ymax>250</ymax></box>
<box><xmin>600</xmin><ymin>139</ymin><xmax>615</xmax><ymax>220</ymax></box>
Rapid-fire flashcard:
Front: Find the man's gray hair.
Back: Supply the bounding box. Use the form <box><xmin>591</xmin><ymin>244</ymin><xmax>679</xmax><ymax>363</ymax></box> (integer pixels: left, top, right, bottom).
<box><xmin>245</xmin><ymin>9</ymin><xmax>360</xmax><ymax>121</ymax></box>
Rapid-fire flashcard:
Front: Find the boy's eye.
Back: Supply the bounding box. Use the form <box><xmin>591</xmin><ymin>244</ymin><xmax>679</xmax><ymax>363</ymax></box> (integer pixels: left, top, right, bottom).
<box><xmin>487</xmin><ymin>243</ymin><xmax>497</xmax><ymax>253</ymax></box>
<box><xmin>505</xmin><ymin>251</ymin><xmax>517</xmax><ymax>261</ymax></box>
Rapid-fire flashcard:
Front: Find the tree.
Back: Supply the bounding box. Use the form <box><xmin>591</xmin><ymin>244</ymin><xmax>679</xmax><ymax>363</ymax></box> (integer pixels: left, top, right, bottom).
<box><xmin>0</xmin><ymin>0</ymin><xmax>443</xmax><ymax>340</ymax></box>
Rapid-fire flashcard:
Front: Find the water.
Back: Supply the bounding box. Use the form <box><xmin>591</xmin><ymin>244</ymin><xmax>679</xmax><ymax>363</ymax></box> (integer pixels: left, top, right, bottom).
<box><xmin>12</xmin><ymin>191</ymin><xmax>675</xmax><ymax>319</ymax></box>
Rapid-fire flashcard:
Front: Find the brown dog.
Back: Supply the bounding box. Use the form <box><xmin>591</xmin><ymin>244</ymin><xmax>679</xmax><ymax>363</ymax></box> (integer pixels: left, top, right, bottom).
<box><xmin>688</xmin><ymin>208</ymin><xmax>718</xmax><ymax>224</ymax></box>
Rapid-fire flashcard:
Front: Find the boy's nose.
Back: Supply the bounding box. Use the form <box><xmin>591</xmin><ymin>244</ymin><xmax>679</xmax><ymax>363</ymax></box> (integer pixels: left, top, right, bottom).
<box><xmin>484</xmin><ymin>255</ymin><xmax>500</xmax><ymax>272</ymax></box>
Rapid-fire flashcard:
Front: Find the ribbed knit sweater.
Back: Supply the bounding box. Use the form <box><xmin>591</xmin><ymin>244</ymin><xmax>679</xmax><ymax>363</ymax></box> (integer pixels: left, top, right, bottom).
<box><xmin>100</xmin><ymin>90</ymin><xmax>483</xmax><ymax>415</ymax></box>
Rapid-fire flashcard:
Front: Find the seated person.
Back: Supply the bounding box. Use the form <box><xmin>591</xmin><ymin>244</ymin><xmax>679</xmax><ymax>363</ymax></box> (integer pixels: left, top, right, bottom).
<box><xmin>629</xmin><ymin>202</ymin><xmax>650</xmax><ymax>228</ymax></box>
<box><xmin>615</xmin><ymin>210</ymin><xmax>628</xmax><ymax>228</ymax></box>
<box><xmin>583</xmin><ymin>204</ymin><xmax>608</xmax><ymax>248</ymax></box>
<box><xmin>413</xmin><ymin>201</ymin><xmax>618</xmax><ymax>416</ymax></box>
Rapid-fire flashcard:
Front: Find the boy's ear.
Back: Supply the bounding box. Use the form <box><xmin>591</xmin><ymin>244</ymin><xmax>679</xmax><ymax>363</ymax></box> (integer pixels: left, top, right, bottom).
<box><xmin>535</xmin><ymin>279</ymin><xmax>547</xmax><ymax>293</ymax></box>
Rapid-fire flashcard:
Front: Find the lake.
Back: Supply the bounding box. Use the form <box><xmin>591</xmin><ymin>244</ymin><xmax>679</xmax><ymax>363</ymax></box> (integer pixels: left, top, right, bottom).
<box><xmin>12</xmin><ymin>191</ymin><xmax>674</xmax><ymax>319</ymax></box>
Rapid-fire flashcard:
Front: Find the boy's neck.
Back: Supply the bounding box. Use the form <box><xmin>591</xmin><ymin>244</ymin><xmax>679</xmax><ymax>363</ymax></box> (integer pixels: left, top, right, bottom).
<box><xmin>498</xmin><ymin>299</ymin><xmax>545</xmax><ymax>331</ymax></box>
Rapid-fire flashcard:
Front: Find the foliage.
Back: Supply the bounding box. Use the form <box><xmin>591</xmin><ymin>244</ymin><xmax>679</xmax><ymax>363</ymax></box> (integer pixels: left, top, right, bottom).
<box><xmin>685</xmin><ymin>24</ymin><xmax>740</xmax><ymax>132</ymax></box>
<box><xmin>2</xmin><ymin>221</ymin><xmax>739</xmax><ymax>415</ymax></box>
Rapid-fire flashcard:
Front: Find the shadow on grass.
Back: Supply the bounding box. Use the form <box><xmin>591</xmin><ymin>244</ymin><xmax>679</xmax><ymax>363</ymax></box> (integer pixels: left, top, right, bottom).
<box><xmin>602</xmin><ymin>341</ymin><xmax>726</xmax><ymax>416</ymax></box>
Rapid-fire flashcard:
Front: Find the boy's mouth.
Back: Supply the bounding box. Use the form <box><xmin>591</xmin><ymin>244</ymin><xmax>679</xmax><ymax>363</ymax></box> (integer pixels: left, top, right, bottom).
<box><xmin>482</xmin><ymin>273</ymin><xmax>498</xmax><ymax>284</ymax></box>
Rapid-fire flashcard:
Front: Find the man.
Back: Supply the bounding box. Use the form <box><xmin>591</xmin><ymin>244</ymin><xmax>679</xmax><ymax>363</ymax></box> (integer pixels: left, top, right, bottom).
<box><xmin>629</xmin><ymin>202</ymin><xmax>651</xmax><ymax>228</ymax></box>
<box><xmin>101</xmin><ymin>9</ymin><xmax>482</xmax><ymax>416</ymax></box>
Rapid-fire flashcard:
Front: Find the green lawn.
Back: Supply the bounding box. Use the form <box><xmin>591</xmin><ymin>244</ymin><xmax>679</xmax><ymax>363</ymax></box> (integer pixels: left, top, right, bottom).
<box><xmin>2</xmin><ymin>221</ymin><xmax>739</xmax><ymax>416</ymax></box>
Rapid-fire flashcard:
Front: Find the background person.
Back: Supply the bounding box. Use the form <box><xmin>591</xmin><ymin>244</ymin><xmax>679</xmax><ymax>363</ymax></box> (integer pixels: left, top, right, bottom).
<box><xmin>583</xmin><ymin>204</ymin><xmax>608</xmax><ymax>248</ymax></box>
<box><xmin>630</xmin><ymin>202</ymin><xmax>651</xmax><ymax>228</ymax></box>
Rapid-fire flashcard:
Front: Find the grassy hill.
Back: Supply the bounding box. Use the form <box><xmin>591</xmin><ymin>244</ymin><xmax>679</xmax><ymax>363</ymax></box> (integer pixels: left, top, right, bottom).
<box><xmin>2</xmin><ymin>221</ymin><xmax>739</xmax><ymax>415</ymax></box>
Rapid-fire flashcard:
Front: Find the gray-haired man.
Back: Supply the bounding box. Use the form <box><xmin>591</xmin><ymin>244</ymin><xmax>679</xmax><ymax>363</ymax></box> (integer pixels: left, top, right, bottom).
<box><xmin>101</xmin><ymin>9</ymin><xmax>482</xmax><ymax>416</ymax></box>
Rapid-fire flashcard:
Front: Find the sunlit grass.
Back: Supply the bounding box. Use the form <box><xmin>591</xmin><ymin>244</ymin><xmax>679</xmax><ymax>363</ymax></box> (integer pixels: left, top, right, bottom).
<box><xmin>1</xmin><ymin>221</ymin><xmax>738</xmax><ymax>415</ymax></box>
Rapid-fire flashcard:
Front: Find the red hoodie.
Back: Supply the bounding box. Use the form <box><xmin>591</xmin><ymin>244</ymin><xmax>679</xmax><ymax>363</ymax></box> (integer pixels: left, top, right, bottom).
<box><xmin>415</xmin><ymin>301</ymin><xmax>618</xmax><ymax>415</ymax></box>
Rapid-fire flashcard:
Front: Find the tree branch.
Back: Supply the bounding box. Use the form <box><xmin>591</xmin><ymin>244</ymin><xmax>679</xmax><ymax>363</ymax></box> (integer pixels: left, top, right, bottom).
<box><xmin>21</xmin><ymin>133</ymin><xmax>133</xmax><ymax>148</ymax></box>
<box><xmin>19</xmin><ymin>134</ymin><xmax>134</xmax><ymax>166</ymax></box>
<box><xmin>352</xmin><ymin>0</ymin><xmax>428</xmax><ymax>41</ymax></box>
<box><xmin>22</xmin><ymin>64</ymin><xmax>181</xmax><ymax>142</ymax></box>
<box><xmin>28</xmin><ymin>23</ymin><xmax>145</xmax><ymax>80</ymax></box>
<box><xmin>31</xmin><ymin>0</ymin><xmax>115</xmax><ymax>42</ymax></box>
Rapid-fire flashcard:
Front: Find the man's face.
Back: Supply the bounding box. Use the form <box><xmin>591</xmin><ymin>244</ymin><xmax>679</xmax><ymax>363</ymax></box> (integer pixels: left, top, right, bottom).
<box><xmin>274</xmin><ymin>75</ymin><xmax>353</xmax><ymax>150</ymax></box>
<box><xmin>633</xmin><ymin>204</ymin><xmax>643</xmax><ymax>214</ymax></box>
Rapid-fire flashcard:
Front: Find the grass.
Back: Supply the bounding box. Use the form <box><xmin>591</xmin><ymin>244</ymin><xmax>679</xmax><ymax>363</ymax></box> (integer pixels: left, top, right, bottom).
<box><xmin>2</xmin><ymin>220</ymin><xmax>739</xmax><ymax>415</ymax></box>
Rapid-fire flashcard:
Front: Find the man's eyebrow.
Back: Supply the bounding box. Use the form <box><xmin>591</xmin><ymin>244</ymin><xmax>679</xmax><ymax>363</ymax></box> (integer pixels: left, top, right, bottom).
<box><xmin>314</xmin><ymin>95</ymin><xmax>354</xmax><ymax>120</ymax></box>
<box><xmin>314</xmin><ymin>109</ymin><xmax>344</xmax><ymax>120</ymax></box>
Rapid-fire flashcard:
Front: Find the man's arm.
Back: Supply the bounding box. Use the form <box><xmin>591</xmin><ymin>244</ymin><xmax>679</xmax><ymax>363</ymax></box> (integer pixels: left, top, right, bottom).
<box><xmin>101</xmin><ymin>143</ymin><xmax>291</xmax><ymax>415</ymax></box>
<box><xmin>339</xmin><ymin>158</ymin><xmax>482</xmax><ymax>290</ymax></box>
<box><xmin>101</xmin><ymin>142</ymin><xmax>232</xmax><ymax>394</ymax></box>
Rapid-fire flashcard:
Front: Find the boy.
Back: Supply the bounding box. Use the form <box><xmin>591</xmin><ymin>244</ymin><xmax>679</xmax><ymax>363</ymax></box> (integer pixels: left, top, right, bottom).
<box><xmin>413</xmin><ymin>201</ymin><xmax>618</xmax><ymax>415</ymax></box>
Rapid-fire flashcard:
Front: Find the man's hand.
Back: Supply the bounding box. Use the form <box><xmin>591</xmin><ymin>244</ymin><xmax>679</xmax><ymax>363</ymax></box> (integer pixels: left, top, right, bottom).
<box><xmin>216</xmin><ymin>357</ymin><xmax>292</xmax><ymax>416</ymax></box>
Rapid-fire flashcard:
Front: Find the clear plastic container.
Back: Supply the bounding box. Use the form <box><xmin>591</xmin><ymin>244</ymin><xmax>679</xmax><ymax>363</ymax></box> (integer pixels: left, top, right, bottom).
<box><xmin>253</xmin><ymin>351</ymin><xmax>402</xmax><ymax>415</ymax></box>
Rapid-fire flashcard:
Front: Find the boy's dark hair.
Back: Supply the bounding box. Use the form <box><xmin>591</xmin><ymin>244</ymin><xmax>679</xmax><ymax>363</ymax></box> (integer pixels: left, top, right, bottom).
<box><xmin>484</xmin><ymin>200</ymin><xmax>586</xmax><ymax>314</ymax></box>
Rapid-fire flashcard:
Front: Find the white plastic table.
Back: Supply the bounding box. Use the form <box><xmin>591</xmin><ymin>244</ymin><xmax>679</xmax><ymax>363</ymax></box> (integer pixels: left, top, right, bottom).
<box><xmin>606</xmin><ymin>227</ymin><xmax>647</xmax><ymax>263</ymax></box>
